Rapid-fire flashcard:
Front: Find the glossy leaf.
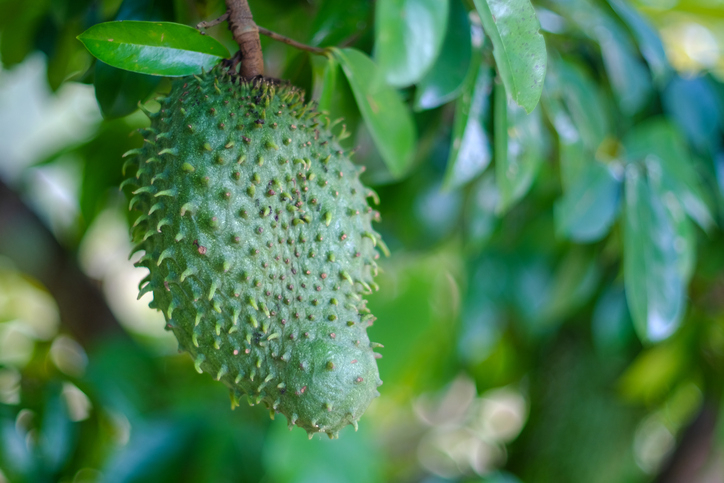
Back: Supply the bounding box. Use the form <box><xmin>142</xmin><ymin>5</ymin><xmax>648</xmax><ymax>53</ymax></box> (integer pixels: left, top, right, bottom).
<box><xmin>624</xmin><ymin>166</ymin><xmax>684</xmax><ymax>343</ymax></box>
<box><xmin>332</xmin><ymin>47</ymin><xmax>416</xmax><ymax>178</ymax></box>
<box><xmin>473</xmin><ymin>0</ymin><xmax>547</xmax><ymax>113</ymax></box>
<box><xmin>607</xmin><ymin>0</ymin><xmax>671</xmax><ymax>84</ymax></box>
<box><xmin>444</xmin><ymin>64</ymin><xmax>493</xmax><ymax>190</ymax></box>
<box><xmin>623</xmin><ymin>119</ymin><xmax>714</xmax><ymax>231</ymax></box>
<box><xmin>494</xmin><ymin>82</ymin><xmax>547</xmax><ymax>213</ymax></box>
<box><xmin>414</xmin><ymin>0</ymin><xmax>473</xmax><ymax>110</ymax></box>
<box><xmin>95</xmin><ymin>61</ymin><xmax>161</xmax><ymax>119</ymax></box>
<box><xmin>375</xmin><ymin>0</ymin><xmax>449</xmax><ymax>87</ymax></box>
<box><xmin>555</xmin><ymin>160</ymin><xmax>622</xmax><ymax>242</ymax></box>
<box><xmin>77</xmin><ymin>21</ymin><xmax>229</xmax><ymax>76</ymax></box>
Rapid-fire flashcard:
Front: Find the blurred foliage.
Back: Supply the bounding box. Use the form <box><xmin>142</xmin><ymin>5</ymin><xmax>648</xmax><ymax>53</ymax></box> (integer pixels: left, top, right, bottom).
<box><xmin>2</xmin><ymin>0</ymin><xmax>724</xmax><ymax>482</ymax></box>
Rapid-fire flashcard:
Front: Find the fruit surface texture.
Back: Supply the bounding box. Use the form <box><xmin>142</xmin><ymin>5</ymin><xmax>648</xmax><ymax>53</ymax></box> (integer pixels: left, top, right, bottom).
<box><xmin>122</xmin><ymin>69</ymin><xmax>384</xmax><ymax>438</ymax></box>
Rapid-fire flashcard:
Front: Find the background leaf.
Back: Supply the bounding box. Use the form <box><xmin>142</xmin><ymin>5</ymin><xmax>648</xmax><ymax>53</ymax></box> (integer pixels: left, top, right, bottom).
<box><xmin>494</xmin><ymin>82</ymin><xmax>547</xmax><ymax>213</ymax></box>
<box><xmin>95</xmin><ymin>60</ymin><xmax>161</xmax><ymax>119</ymax></box>
<box><xmin>77</xmin><ymin>21</ymin><xmax>229</xmax><ymax>76</ymax></box>
<box><xmin>375</xmin><ymin>0</ymin><xmax>449</xmax><ymax>87</ymax></box>
<box><xmin>443</xmin><ymin>63</ymin><xmax>493</xmax><ymax>190</ymax></box>
<box><xmin>473</xmin><ymin>0</ymin><xmax>547</xmax><ymax>113</ymax></box>
<box><xmin>623</xmin><ymin>119</ymin><xmax>714</xmax><ymax>231</ymax></box>
<box><xmin>332</xmin><ymin>47</ymin><xmax>416</xmax><ymax>178</ymax></box>
<box><xmin>623</xmin><ymin>165</ymin><xmax>685</xmax><ymax>343</ymax></box>
<box><xmin>555</xmin><ymin>160</ymin><xmax>622</xmax><ymax>242</ymax></box>
<box><xmin>413</xmin><ymin>0</ymin><xmax>473</xmax><ymax>110</ymax></box>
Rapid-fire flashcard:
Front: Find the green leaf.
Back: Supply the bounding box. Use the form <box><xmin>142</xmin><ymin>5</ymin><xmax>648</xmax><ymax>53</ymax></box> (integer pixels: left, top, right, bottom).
<box><xmin>375</xmin><ymin>0</ymin><xmax>450</xmax><ymax>87</ymax></box>
<box><xmin>332</xmin><ymin>47</ymin><xmax>417</xmax><ymax>178</ymax></box>
<box><xmin>473</xmin><ymin>0</ymin><xmax>547</xmax><ymax>113</ymax></box>
<box><xmin>624</xmin><ymin>165</ymin><xmax>685</xmax><ymax>343</ymax></box>
<box><xmin>494</xmin><ymin>82</ymin><xmax>547</xmax><ymax>213</ymax></box>
<box><xmin>414</xmin><ymin>0</ymin><xmax>473</xmax><ymax>110</ymax></box>
<box><xmin>309</xmin><ymin>0</ymin><xmax>371</xmax><ymax>47</ymax></box>
<box><xmin>592</xmin><ymin>285</ymin><xmax>634</xmax><ymax>355</ymax></box>
<box><xmin>555</xmin><ymin>160</ymin><xmax>622</xmax><ymax>242</ymax></box>
<box><xmin>443</xmin><ymin>64</ymin><xmax>493</xmax><ymax>190</ymax></box>
<box><xmin>311</xmin><ymin>55</ymin><xmax>338</xmax><ymax>113</ymax></box>
<box><xmin>606</xmin><ymin>0</ymin><xmax>672</xmax><ymax>85</ymax></box>
<box><xmin>95</xmin><ymin>61</ymin><xmax>161</xmax><ymax>119</ymax></box>
<box><xmin>465</xmin><ymin>172</ymin><xmax>499</xmax><ymax>251</ymax></box>
<box><xmin>77</xmin><ymin>21</ymin><xmax>229</xmax><ymax>76</ymax></box>
<box><xmin>596</xmin><ymin>21</ymin><xmax>652</xmax><ymax>116</ymax></box>
<box><xmin>550</xmin><ymin>60</ymin><xmax>610</xmax><ymax>152</ymax></box>
<box><xmin>623</xmin><ymin>119</ymin><xmax>714</xmax><ymax>231</ymax></box>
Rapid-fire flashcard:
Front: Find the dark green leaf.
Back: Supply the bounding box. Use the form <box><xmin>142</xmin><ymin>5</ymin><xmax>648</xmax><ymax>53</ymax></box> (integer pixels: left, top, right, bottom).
<box><xmin>375</xmin><ymin>0</ymin><xmax>449</xmax><ymax>87</ymax></box>
<box><xmin>77</xmin><ymin>21</ymin><xmax>229</xmax><ymax>76</ymax></box>
<box><xmin>494</xmin><ymin>82</ymin><xmax>547</xmax><ymax>213</ymax></box>
<box><xmin>623</xmin><ymin>118</ymin><xmax>714</xmax><ymax>231</ymax></box>
<box><xmin>332</xmin><ymin>47</ymin><xmax>416</xmax><ymax>178</ymax></box>
<box><xmin>414</xmin><ymin>0</ymin><xmax>473</xmax><ymax>110</ymax></box>
<box><xmin>555</xmin><ymin>160</ymin><xmax>622</xmax><ymax>242</ymax></box>
<box><xmin>607</xmin><ymin>0</ymin><xmax>672</xmax><ymax>85</ymax></box>
<box><xmin>95</xmin><ymin>60</ymin><xmax>161</xmax><ymax>119</ymax></box>
<box><xmin>592</xmin><ymin>285</ymin><xmax>634</xmax><ymax>355</ymax></box>
<box><xmin>308</xmin><ymin>0</ymin><xmax>371</xmax><ymax>47</ymax></box>
<box><xmin>443</xmin><ymin>64</ymin><xmax>493</xmax><ymax>190</ymax></box>
<box><xmin>0</xmin><ymin>0</ymin><xmax>49</xmax><ymax>68</ymax></box>
<box><xmin>624</xmin><ymin>165</ymin><xmax>685</xmax><ymax>343</ymax></box>
<box><xmin>473</xmin><ymin>0</ymin><xmax>547</xmax><ymax>113</ymax></box>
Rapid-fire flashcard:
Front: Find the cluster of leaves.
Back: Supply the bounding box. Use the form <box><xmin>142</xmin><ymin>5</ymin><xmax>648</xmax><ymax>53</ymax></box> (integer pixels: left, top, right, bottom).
<box><xmin>2</xmin><ymin>0</ymin><xmax>724</xmax><ymax>481</ymax></box>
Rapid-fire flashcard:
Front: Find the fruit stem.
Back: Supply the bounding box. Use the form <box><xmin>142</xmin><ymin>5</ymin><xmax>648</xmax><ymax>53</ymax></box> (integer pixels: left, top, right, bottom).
<box><xmin>225</xmin><ymin>0</ymin><xmax>264</xmax><ymax>78</ymax></box>
<box><xmin>257</xmin><ymin>27</ymin><xmax>327</xmax><ymax>55</ymax></box>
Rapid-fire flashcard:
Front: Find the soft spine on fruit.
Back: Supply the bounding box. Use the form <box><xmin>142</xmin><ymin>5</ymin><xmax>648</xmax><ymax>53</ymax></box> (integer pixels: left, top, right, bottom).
<box><xmin>121</xmin><ymin>69</ymin><xmax>385</xmax><ymax>439</ymax></box>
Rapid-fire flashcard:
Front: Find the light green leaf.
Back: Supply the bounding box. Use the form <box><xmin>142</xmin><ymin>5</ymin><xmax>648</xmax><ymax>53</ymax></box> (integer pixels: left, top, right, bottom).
<box><xmin>311</xmin><ymin>55</ymin><xmax>339</xmax><ymax>113</ymax></box>
<box><xmin>624</xmin><ymin>165</ymin><xmax>685</xmax><ymax>343</ymax></box>
<box><xmin>414</xmin><ymin>0</ymin><xmax>473</xmax><ymax>110</ymax></box>
<box><xmin>555</xmin><ymin>160</ymin><xmax>622</xmax><ymax>242</ymax></box>
<box><xmin>473</xmin><ymin>0</ymin><xmax>547</xmax><ymax>113</ymax></box>
<box><xmin>443</xmin><ymin>64</ymin><xmax>493</xmax><ymax>190</ymax></box>
<box><xmin>494</xmin><ymin>82</ymin><xmax>547</xmax><ymax>213</ymax></box>
<box><xmin>77</xmin><ymin>21</ymin><xmax>229</xmax><ymax>76</ymax></box>
<box><xmin>375</xmin><ymin>0</ymin><xmax>450</xmax><ymax>87</ymax></box>
<box><xmin>332</xmin><ymin>47</ymin><xmax>417</xmax><ymax>178</ymax></box>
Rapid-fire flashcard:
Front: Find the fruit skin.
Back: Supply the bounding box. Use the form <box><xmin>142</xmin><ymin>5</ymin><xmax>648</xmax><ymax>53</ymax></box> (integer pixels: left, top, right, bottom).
<box><xmin>122</xmin><ymin>69</ymin><xmax>385</xmax><ymax>438</ymax></box>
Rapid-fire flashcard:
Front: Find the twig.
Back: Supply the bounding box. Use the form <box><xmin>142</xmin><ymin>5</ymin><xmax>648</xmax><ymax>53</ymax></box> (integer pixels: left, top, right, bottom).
<box><xmin>258</xmin><ymin>27</ymin><xmax>327</xmax><ymax>55</ymax></box>
<box><xmin>197</xmin><ymin>11</ymin><xmax>229</xmax><ymax>30</ymax></box>
<box><xmin>225</xmin><ymin>0</ymin><xmax>264</xmax><ymax>78</ymax></box>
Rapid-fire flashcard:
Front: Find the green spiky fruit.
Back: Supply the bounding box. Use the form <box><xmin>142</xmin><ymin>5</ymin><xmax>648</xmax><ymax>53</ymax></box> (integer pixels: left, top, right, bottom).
<box><xmin>121</xmin><ymin>69</ymin><xmax>385</xmax><ymax>439</ymax></box>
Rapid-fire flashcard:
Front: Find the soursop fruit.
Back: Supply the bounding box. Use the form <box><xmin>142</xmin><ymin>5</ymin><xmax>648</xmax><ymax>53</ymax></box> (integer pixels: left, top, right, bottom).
<box><xmin>121</xmin><ymin>68</ymin><xmax>385</xmax><ymax>438</ymax></box>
